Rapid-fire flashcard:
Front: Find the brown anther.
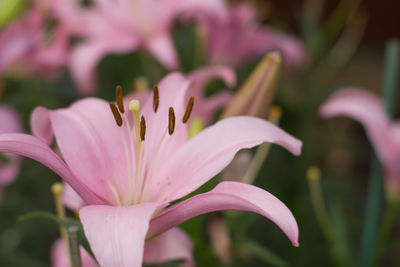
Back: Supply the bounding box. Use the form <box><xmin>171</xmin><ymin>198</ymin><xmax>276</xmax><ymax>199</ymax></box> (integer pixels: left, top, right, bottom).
<box><xmin>182</xmin><ymin>96</ymin><xmax>194</xmax><ymax>123</ymax></box>
<box><xmin>168</xmin><ymin>107</ymin><xmax>175</xmax><ymax>135</ymax></box>
<box><xmin>153</xmin><ymin>85</ymin><xmax>159</xmax><ymax>112</ymax></box>
<box><xmin>140</xmin><ymin>116</ymin><xmax>146</xmax><ymax>141</ymax></box>
<box><xmin>115</xmin><ymin>85</ymin><xmax>125</xmax><ymax>113</ymax></box>
<box><xmin>109</xmin><ymin>102</ymin><xmax>123</xmax><ymax>127</ymax></box>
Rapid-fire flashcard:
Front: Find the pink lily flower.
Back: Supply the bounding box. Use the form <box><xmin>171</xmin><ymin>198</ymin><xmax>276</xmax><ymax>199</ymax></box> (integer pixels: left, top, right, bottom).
<box><xmin>0</xmin><ymin>105</ymin><xmax>22</xmax><ymax>201</ymax></box>
<box><xmin>0</xmin><ymin>10</ymin><xmax>68</xmax><ymax>78</ymax></box>
<box><xmin>47</xmin><ymin>0</ymin><xmax>227</xmax><ymax>94</ymax></box>
<box><xmin>199</xmin><ymin>3</ymin><xmax>307</xmax><ymax>68</ymax></box>
<box><xmin>0</xmin><ymin>73</ymin><xmax>301</xmax><ymax>266</ymax></box>
<box><xmin>320</xmin><ymin>88</ymin><xmax>400</xmax><ymax>197</ymax></box>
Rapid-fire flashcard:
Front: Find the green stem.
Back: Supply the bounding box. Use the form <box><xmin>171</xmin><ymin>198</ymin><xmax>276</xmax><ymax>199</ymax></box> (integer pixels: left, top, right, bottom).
<box><xmin>382</xmin><ymin>40</ymin><xmax>399</xmax><ymax>115</ymax></box>
<box><xmin>376</xmin><ymin>198</ymin><xmax>400</xmax><ymax>260</ymax></box>
<box><xmin>374</xmin><ymin>40</ymin><xmax>400</xmax><ymax>264</ymax></box>
<box><xmin>307</xmin><ymin>168</ymin><xmax>348</xmax><ymax>266</ymax></box>
<box><xmin>359</xmin><ymin>39</ymin><xmax>399</xmax><ymax>267</ymax></box>
<box><xmin>359</xmin><ymin>157</ymin><xmax>383</xmax><ymax>267</ymax></box>
<box><xmin>68</xmin><ymin>226</ymin><xmax>82</xmax><ymax>267</ymax></box>
<box><xmin>192</xmin><ymin>25</ymin><xmax>206</xmax><ymax>69</ymax></box>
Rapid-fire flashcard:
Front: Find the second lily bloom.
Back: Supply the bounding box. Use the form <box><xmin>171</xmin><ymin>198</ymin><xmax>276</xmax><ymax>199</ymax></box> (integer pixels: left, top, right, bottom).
<box><xmin>320</xmin><ymin>88</ymin><xmax>400</xmax><ymax>199</ymax></box>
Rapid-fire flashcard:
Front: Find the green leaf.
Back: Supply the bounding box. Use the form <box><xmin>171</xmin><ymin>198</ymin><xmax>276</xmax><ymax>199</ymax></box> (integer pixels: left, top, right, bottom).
<box><xmin>18</xmin><ymin>211</ymin><xmax>94</xmax><ymax>258</ymax></box>
<box><xmin>330</xmin><ymin>201</ymin><xmax>353</xmax><ymax>267</ymax></box>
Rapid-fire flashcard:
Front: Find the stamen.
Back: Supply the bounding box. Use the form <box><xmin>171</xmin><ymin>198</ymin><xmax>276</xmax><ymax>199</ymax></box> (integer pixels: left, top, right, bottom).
<box><xmin>168</xmin><ymin>107</ymin><xmax>175</xmax><ymax>135</ymax></box>
<box><xmin>182</xmin><ymin>96</ymin><xmax>194</xmax><ymax>123</ymax></box>
<box><xmin>153</xmin><ymin>85</ymin><xmax>159</xmax><ymax>112</ymax></box>
<box><xmin>140</xmin><ymin>116</ymin><xmax>146</xmax><ymax>141</ymax></box>
<box><xmin>109</xmin><ymin>103</ymin><xmax>123</xmax><ymax>127</ymax></box>
<box><xmin>115</xmin><ymin>85</ymin><xmax>125</xmax><ymax>113</ymax></box>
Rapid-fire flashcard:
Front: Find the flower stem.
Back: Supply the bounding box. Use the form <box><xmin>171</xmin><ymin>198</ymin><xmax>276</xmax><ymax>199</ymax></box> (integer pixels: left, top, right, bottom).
<box><xmin>373</xmin><ymin>39</ymin><xmax>400</xmax><ymax>265</ymax></box>
<box><xmin>307</xmin><ymin>167</ymin><xmax>350</xmax><ymax>266</ymax></box>
<box><xmin>382</xmin><ymin>39</ymin><xmax>399</xmax><ymax>116</ymax></box>
<box><xmin>360</xmin><ymin>39</ymin><xmax>399</xmax><ymax>267</ymax></box>
<box><xmin>68</xmin><ymin>226</ymin><xmax>82</xmax><ymax>267</ymax></box>
<box><xmin>376</xmin><ymin>198</ymin><xmax>400</xmax><ymax>261</ymax></box>
<box><xmin>51</xmin><ymin>183</ymin><xmax>69</xmax><ymax>249</ymax></box>
<box><xmin>193</xmin><ymin>24</ymin><xmax>206</xmax><ymax>69</ymax></box>
<box><xmin>307</xmin><ymin>167</ymin><xmax>330</xmax><ymax>234</ymax></box>
<box><xmin>359</xmin><ymin>157</ymin><xmax>383</xmax><ymax>267</ymax></box>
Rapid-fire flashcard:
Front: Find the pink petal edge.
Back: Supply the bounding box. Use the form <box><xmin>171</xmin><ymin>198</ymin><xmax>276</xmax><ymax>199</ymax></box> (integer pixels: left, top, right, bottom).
<box><xmin>149</xmin><ymin>181</ymin><xmax>299</xmax><ymax>246</ymax></box>
<box><xmin>0</xmin><ymin>133</ymin><xmax>105</xmax><ymax>205</ymax></box>
<box><xmin>150</xmin><ymin>116</ymin><xmax>302</xmax><ymax>202</ymax></box>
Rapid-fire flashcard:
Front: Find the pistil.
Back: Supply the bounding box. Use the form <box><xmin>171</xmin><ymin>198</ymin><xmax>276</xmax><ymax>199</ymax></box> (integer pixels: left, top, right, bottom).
<box><xmin>129</xmin><ymin>100</ymin><xmax>142</xmax><ymax>162</ymax></box>
<box><xmin>130</xmin><ymin>99</ymin><xmax>146</xmax><ymax>204</ymax></box>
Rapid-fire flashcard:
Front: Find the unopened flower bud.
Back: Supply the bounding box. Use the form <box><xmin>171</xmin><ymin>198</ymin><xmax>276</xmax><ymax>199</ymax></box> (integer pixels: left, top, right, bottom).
<box><xmin>222</xmin><ymin>51</ymin><xmax>282</xmax><ymax>119</ymax></box>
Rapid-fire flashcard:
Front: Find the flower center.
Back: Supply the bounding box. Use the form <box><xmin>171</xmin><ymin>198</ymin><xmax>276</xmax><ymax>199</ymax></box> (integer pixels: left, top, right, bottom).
<box><xmin>108</xmin><ymin>85</ymin><xmax>194</xmax><ymax>206</ymax></box>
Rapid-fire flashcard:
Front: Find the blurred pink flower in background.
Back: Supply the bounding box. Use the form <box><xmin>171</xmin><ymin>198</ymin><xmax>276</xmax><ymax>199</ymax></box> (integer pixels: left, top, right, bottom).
<box><xmin>0</xmin><ymin>10</ymin><xmax>68</xmax><ymax>78</ymax></box>
<box><xmin>199</xmin><ymin>3</ymin><xmax>307</xmax><ymax>68</ymax></box>
<box><xmin>0</xmin><ymin>105</ymin><xmax>22</xmax><ymax>201</ymax></box>
<box><xmin>0</xmin><ymin>72</ymin><xmax>301</xmax><ymax>266</ymax></box>
<box><xmin>47</xmin><ymin>0</ymin><xmax>227</xmax><ymax>94</ymax></box>
<box><xmin>320</xmin><ymin>88</ymin><xmax>400</xmax><ymax>197</ymax></box>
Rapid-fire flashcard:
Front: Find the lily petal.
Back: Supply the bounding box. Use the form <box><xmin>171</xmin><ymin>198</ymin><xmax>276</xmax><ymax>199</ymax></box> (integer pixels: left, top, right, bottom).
<box><xmin>191</xmin><ymin>91</ymin><xmax>233</xmax><ymax>125</ymax></box>
<box><xmin>0</xmin><ymin>133</ymin><xmax>104</xmax><ymax>205</ymax></box>
<box><xmin>188</xmin><ymin>66</ymin><xmax>235</xmax><ymax>124</ymax></box>
<box><xmin>80</xmin><ymin>203</ymin><xmax>160</xmax><ymax>267</ymax></box>
<box><xmin>0</xmin><ymin>12</ymin><xmax>36</xmax><ymax>75</ymax></box>
<box><xmin>319</xmin><ymin>88</ymin><xmax>392</xmax><ymax>164</ymax></box>
<box><xmin>70</xmin><ymin>35</ymin><xmax>139</xmax><ymax>95</ymax></box>
<box><xmin>145</xmin><ymin>34</ymin><xmax>179</xmax><ymax>70</ymax></box>
<box><xmin>144</xmin><ymin>227</ymin><xmax>193</xmax><ymax>267</ymax></box>
<box><xmin>140</xmin><ymin>73</ymin><xmax>190</xmax><ymax>163</ymax></box>
<box><xmin>63</xmin><ymin>183</ymin><xmax>85</xmax><ymax>211</ymax></box>
<box><xmin>252</xmin><ymin>27</ymin><xmax>307</xmax><ymax>68</ymax></box>
<box><xmin>30</xmin><ymin>106</ymin><xmax>53</xmax><ymax>145</ymax></box>
<box><xmin>0</xmin><ymin>105</ymin><xmax>22</xmax><ymax>185</ymax></box>
<box><xmin>49</xmin><ymin>98</ymin><xmax>134</xmax><ymax>205</ymax></box>
<box><xmin>189</xmin><ymin>66</ymin><xmax>236</xmax><ymax>90</ymax></box>
<box><xmin>149</xmin><ymin>181</ymin><xmax>299</xmax><ymax>246</ymax></box>
<box><xmin>150</xmin><ymin>116</ymin><xmax>302</xmax><ymax>202</ymax></box>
